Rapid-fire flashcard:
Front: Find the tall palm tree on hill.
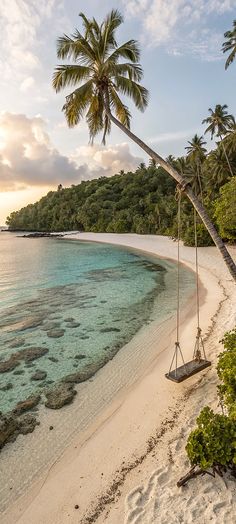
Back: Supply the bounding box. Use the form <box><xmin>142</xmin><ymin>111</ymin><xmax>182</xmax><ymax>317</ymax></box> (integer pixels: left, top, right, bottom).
<box><xmin>202</xmin><ymin>104</ymin><xmax>235</xmax><ymax>178</ymax></box>
<box><xmin>52</xmin><ymin>10</ymin><xmax>236</xmax><ymax>280</ymax></box>
<box><xmin>222</xmin><ymin>19</ymin><xmax>236</xmax><ymax>69</ymax></box>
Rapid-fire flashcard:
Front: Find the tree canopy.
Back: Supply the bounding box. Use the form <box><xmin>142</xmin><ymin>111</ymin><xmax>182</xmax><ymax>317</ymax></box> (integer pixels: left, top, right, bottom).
<box><xmin>6</xmin><ymin>127</ymin><xmax>236</xmax><ymax>246</ymax></box>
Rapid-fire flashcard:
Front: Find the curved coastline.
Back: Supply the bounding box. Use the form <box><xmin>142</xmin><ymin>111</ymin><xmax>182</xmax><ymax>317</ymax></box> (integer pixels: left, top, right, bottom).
<box><xmin>1</xmin><ymin>234</ymin><xmax>235</xmax><ymax>524</ymax></box>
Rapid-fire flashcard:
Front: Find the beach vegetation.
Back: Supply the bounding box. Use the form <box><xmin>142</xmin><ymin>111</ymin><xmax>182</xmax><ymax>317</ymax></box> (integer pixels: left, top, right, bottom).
<box><xmin>214</xmin><ymin>178</ymin><xmax>236</xmax><ymax>241</ymax></box>
<box><xmin>178</xmin><ymin>328</ymin><xmax>236</xmax><ymax>486</ymax></box>
<box><xmin>6</xmin><ymin>129</ymin><xmax>235</xmax><ymax>248</ymax></box>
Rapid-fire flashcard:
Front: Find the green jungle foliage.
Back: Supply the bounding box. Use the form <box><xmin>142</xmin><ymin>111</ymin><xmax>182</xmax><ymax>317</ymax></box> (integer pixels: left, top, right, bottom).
<box><xmin>214</xmin><ymin>178</ymin><xmax>236</xmax><ymax>241</ymax></box>
<box><xmin>6</xmin><ymin>131</ymin><xmax>236</xmax><ymax>246</ymax></box>
<box><xmin>217</xmin><ymin>328</ymin><xmax>236</xmax><ymax>417</ymax></box>
<box><xmin>186</xmin><ymin>328</ymin><xmax>236</xmax><ymax>472</ymax></box>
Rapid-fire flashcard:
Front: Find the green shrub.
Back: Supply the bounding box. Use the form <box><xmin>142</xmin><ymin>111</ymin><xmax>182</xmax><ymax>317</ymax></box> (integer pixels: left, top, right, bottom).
<box><xmin>217</xmin><ymin>328</ymin><xmax>236</xmax><ymax>415</ymax></box>
<box><xmin>182</xmin><ymin>223</ymin><xmax>213</xmax><ymax>247</ymax></box>
<box><xmin>185</xmin><ymin>328</ymin><xmax>236</xmax><ymax>475</ymax></box>
<box><xmin>186</xmin><ymin>406</ymin><xmax>236</xmax><ymax>469</ymax></box>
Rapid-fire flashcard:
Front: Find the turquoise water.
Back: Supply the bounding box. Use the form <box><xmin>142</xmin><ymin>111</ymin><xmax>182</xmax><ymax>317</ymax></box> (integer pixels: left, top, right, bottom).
<box><xmin>0</xmin><ymin>233</ymin><xmax>195</xmax><ymax>414</ymax></box>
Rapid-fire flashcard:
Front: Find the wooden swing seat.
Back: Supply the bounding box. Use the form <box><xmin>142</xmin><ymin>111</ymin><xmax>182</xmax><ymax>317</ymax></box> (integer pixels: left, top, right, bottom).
<box><xmin>165</xmin><ymin>358</ymin><xmax>211</xmax><ymax>383</ymax></box>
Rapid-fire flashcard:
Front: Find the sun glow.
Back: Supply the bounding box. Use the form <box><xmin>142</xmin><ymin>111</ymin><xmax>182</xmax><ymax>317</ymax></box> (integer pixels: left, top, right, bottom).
<box><xmin>0</xmin><ymin>187</ymin><xmax>53</xmax><ymax>225</ymax></box>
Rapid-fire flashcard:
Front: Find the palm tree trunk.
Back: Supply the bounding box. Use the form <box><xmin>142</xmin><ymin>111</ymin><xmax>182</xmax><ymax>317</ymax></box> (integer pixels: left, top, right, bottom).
<box><xmin>219</xmin><ymin>134</ymin><xmax>234</xmax><ymax>177</ymax></box>
<box><xmin>104</xmin><ymin>104</ymin><xmax>236</xmax><ymax>281</ymax></box>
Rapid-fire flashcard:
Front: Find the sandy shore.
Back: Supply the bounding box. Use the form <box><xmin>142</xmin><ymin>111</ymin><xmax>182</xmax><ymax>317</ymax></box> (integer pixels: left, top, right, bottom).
<box><xmin>1</xmin><ymin>234</ymin><xmax>236</xmax><ymax>524</ymax></box>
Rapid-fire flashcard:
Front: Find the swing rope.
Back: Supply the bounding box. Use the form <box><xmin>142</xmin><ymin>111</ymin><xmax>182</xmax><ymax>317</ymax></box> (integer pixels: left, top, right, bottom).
<box><xmin>168</xmin><ymin>189</ymin><xmax>187</xmax><ymax>377</ymax></box>
<box><xmin>193</xmin><ymin>208</ymin><xmax>207</xmax><ymax>362</ymax></box>
<box><xmin>166</xmin><ymin>183</ymin><xmax>211</xmax><ymax>381</ymax></box>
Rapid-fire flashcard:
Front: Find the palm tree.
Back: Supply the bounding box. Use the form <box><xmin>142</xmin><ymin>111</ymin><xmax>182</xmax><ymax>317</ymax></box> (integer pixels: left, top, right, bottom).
<box><xmin>207</xmin><ymin>148</ymin><xmax>235</xmax><ymax>187</ymax></box>
<box><xmin>222</xmin><ymin>20</ymin><xmax>236</xmax><ymax>69</ymax></box>
<box><xmin>184</xmin><ymin>162</ymin><xmax>204</xmax><ymax>198</ymax></box>
<box><xmin>185</xmin><ymin>134</ymin><xmax>207</xmax><ymax>199</ymax></box>
<box><xmin>202</xmin><ymin>104</ymin><xmax>235</xmax><ymax>178</ymax></box>
<box><xmin>52</xmin><ymin>10</ymin><xmax>236</xmax><ymax>281</ymax></box>
<box><xmin>223</xmin><ymin>124</ymin><xmax>236</xmax><ymax>156</ymax></box>
<box><xmin>185</xmin><ymin>134</ymin><xmax>207</xmax><ymax>162</ymax></box>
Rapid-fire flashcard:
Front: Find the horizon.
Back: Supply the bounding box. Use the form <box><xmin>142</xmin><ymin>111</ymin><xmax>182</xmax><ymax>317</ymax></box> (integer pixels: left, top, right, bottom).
<box><xmin>0</xmin><ymin>1</ymin><xmax>235</xmax><ymax>223</ymax></box>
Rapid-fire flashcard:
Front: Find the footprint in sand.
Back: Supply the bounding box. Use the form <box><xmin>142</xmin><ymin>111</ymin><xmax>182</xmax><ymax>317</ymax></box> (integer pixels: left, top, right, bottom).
<box><xmin>125</xmin><ymin>467</ymin><xmax>171</xmax><ymax>524</ymax></box>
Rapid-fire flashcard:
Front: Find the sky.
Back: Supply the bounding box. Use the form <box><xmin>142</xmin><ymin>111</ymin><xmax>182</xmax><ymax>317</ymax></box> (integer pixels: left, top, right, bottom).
<box><xmin>0</xmin><ymin>0</ymin><xmax>235</xmax><ymax>224</ymax></box>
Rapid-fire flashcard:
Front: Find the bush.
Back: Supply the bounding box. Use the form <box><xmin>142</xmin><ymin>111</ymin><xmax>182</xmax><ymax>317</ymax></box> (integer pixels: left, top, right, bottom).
<box><xmin>217</xmin><ymin>328</ymin><xmax>236</xmax><ymax>415</ymax></box>
<box><xmin>182</xmin><ymin>223</ymin><xmax>213</xmax><ymax>247</ymax></box>
<box><xmin>185</xmin><ymin>327</ymin><xmax>236</xmax><ymax>477</ymax></box>
<box><xmin>186</xmin><ymin>407</ymin><xmax>236</xmax><ymax>469</ymax></box>
<box><xmin>214</xmin><ymin>178</ymin><xmax>236</xmax><ymax>241</ymax></box>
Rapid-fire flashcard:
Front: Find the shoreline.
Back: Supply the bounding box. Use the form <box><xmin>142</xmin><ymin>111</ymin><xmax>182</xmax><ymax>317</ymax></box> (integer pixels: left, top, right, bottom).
<box><xmin>1</xmin><ymin>234</ymin><xmax>235</xmax><ymax>524</ymax></box>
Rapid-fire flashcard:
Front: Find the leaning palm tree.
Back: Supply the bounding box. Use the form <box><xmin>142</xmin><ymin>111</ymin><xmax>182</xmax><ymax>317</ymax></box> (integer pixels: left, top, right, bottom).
<box><xmin>52</xmin><ymin>10</ymin><xmax>236</xmax><ymax>280</ymax></box>
<box><xmin>222</xmin><ymin>19</ymin><xmax>236</xmax><ymax>69</ymax></box>
<box><xmin>202</xmin><ymin>104</ymin><xmax>235</xmax><ymax>177</ymax></box>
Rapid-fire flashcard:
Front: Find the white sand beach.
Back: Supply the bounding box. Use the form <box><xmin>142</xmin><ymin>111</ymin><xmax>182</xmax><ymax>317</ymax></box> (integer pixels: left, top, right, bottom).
<box><xmin>1</xmin><ymin>234</ymin><xmax>236</xmax><ymax>524</ymax></box>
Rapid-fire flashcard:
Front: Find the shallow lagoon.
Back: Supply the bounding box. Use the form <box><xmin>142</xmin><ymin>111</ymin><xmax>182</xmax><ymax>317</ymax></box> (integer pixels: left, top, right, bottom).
<box><xmin>0</xmin><ymin>233</ymin><xmax>195</xmax><ymax>413</ymax></box>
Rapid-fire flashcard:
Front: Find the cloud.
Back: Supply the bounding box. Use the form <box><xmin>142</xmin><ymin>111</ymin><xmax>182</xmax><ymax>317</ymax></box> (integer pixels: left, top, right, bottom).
<box><xmin>147</xmin><ymin>128</ymin><xmax>201</xmax><ymax>145</ymax></box>
<box><xmin>0</xmin><ymin>0</ymin><xmax>68</xmax><ymax>98</ymax></box>
<box><xmin>73</xmin><ymin>143</ymin><xmax>142</xmax><ymax>174</ymax></box>
<box><xmin>20</xmin><ymin>77</ymin><xmax>35</xmax><ymax>92</ymax></box>
<box><xmin>122</xmin><ymin>0</ymin><xmax>235</xmax><ymax>60</ymax></box>
<box><xmin>0</xmin><ymin>113</ymin><xmax>142</xmax><ymax>191</ymax></box>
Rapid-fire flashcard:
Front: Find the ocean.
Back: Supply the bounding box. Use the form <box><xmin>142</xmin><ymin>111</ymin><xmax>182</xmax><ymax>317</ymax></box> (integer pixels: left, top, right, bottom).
<box><xmin>0</xmin><ymin>232</ymin><xmax>195</xmax><ymax>414</ymax></box>
<box><xmin>0</xmin><ymin>232</ymin><xmax>197</xmax><ymax>512</ymax></box>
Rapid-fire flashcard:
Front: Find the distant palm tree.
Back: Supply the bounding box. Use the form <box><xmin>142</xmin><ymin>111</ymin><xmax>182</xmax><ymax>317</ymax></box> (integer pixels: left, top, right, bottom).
<box><xmin>223</xmin><ymin>124</ymin><xmax>236</xmax><ymax>156</ymax></box>
<box><xmin>202</xmin><ymin>104</ymin><xmax>235</xmax><ymax>177</ymax></box>
<box><xmin>52</xmin><ymin>10</ymin><xmax>236</xmax><ymax>280</ymax></box>
<box><xmin>222</xmin><ymin>20</ymin><xmax>236</xmax><ymax>69</ymax></box>
<box><xmin>138</xmin><ymin>162</ymin><xmax>146</xmax><ymax>170</ymax></box>
<box><xmin>174</xmin><ymin>157</ymin><xmax>188</xmax><ymax>177</ymax></box>
<box><xmin>207</xmin><ymin>148</ymin><xmax>235</xmax><ymax>187</ymax></box>
<box><xmin>185</xmin><ymin>134</ymin><xmax>207</xmax><ymax>162</ymax></box>
<box><xmin>165</xmin><ymin>154</ymin><xmax>175</xmax><ymax>166</ymax></box>
<box><xmin>185</xmin><ymin>135</ymin><xmax>207</xmax><ymax>198</ymax></box>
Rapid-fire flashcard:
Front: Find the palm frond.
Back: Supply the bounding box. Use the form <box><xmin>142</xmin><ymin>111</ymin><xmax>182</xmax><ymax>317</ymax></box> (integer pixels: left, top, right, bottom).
<box><xmin>222</xmin><ymin>20</ymin><xmax>236</xmax><ymax>69</ymax></box>
<box><xmin>52</xmin><ymin>65</ymin><xmax>91</xmax><ymax>92</ymax></box>
<box><xmin>111</xmin><ymin>63</ymin><xmax>143</xmax><ymax>81</ymax></box>
<box><xmin>109</xmin><ymin>87</ymin><xmax>131</xmax><ymax>128</ymax></box>
<box><xmin>62</xmin><ymin>80</ymin><xmax>93</xmax><ymax>127</ymax></box>
<box><xmin>101</xmin><ymin>9</ymin><xmax>123</xmax><ymax>54</ymax></box>
<box><xmin>107</xmin><ymin>40</ymin><xmax>140</xmax><ymax>64</ymax></box>
<box><xmin>115</xmin><ymin>76</ymin><xmax>149</xmax><ymax>111</ymax></box>
<box><xmin>86</xmin><ymin>92</ymin><xmax>105</xmax><ymax>142</ymax></box>
<box><xmin>79</xmin><ymin>13</ymin><xmax>100</xmax><ymax>51</ymax></box>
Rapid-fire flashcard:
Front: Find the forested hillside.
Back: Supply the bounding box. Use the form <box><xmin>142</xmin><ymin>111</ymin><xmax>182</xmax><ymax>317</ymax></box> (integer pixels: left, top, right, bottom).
<box><xmin>6</xmin><ymin>131</ymin><xmax>236</xmax><ymax>246</ymax></box>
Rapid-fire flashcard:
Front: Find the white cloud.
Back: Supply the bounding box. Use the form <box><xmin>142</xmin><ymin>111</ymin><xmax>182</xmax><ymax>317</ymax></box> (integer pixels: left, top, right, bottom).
<box><xmin>20</xmin><ymin>77</ymin><xmax>35</xmax><ymax>92</ymax></box>
<box><xmin>122</xmin><ymin>0</ymin><xmax>235</xmax><ymax>60</ymax></box>
<box><xmin>74</xmin><ymin>143</ymin><xmax>142</xmax><ymax>174</ymax></box>
<box><xmin>0</xmin><ymin>113</ymin><xmax>142</xmax><ymax>191</ymax></box>
<box><xmin>147</xmin><ymin>128</ymin><xmax>201</xmax><ymax>145</ymax></box>
<box><xmin>0</xmin><ymin>0</ymin><xmax>66</xmax><ymax>92</ymax></box>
